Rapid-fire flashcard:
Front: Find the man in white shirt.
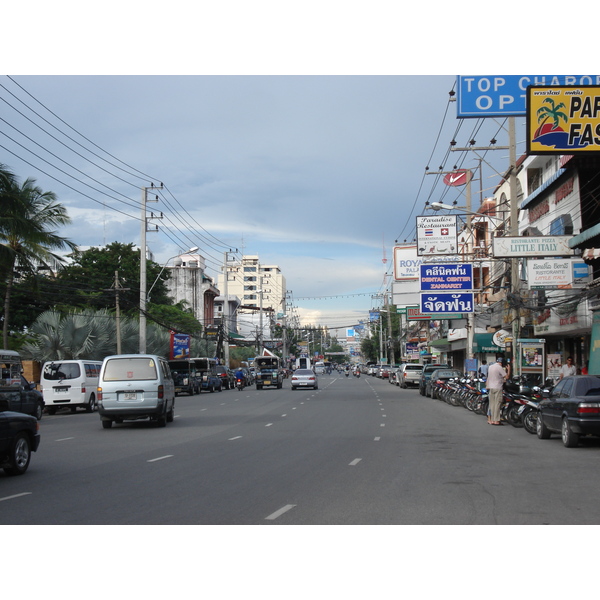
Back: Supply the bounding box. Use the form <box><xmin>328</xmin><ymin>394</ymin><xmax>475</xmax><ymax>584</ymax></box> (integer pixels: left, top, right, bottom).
<box><xmin>487</xmin><ymin>357</ymin><xmax>507</xmax><ymax>425</ymax></box>
<box><xmin>559</xmin><ymin>357</ymin><xmax>577</xmax><ymax>380</ymax></box>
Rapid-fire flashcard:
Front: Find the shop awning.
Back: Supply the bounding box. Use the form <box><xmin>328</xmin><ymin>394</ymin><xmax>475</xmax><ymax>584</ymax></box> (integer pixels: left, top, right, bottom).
<box><xmin>428</xmin><ymin>338</ymin><xmax>450</xmax><ymax>349</ymax></box>
<box><xmin>570</xmin><ymin>222</ymin><xmax>600</xmax><ymax>248</ymax></box>
<box><xmin>472</xmin><ymin>333</ymin><xmax>498</xmax><ymax>353</ymax></box>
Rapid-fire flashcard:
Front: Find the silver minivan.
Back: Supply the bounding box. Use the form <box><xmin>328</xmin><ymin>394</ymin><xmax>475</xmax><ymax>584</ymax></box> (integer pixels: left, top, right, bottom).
<box><xmin>97</xmin><ymin>354</ymin><xmax>175</xmax><ymax>429</ymax></box>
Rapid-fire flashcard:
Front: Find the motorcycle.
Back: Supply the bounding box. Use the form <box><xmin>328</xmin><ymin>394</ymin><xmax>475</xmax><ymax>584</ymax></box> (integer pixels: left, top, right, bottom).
<box><xmin>236</xmin><ymin>377</ymin><xmax>245</xmax><ymax>391</ymax></box>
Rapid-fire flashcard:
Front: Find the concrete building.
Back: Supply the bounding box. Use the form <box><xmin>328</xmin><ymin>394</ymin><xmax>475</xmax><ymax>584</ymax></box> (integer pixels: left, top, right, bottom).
<box><xmin>164</xmin><ymin>251</ymin><xmax>220</xmax><ymax>327</ymax></box>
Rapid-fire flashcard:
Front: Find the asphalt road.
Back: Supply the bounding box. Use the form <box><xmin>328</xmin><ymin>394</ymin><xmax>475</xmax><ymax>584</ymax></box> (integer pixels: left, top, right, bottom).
<box><xmin>2</xmin><ymin>372</ymin><xmax>600</xmax><ymax>525</ymax></box>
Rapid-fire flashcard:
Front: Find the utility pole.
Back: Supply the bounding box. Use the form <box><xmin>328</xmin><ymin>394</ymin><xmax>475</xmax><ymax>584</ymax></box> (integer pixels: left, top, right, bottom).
<box><xmin>139</xmin><ymin>183</ymin><xmax>163</xmax><ymax>354</ymax></box>
<box><xmin>104</xmin><ymin>271</ymin><xmax>130</xmax><ymax>354</ymax></box>
<box><xmin>508</xmin><ymin>117</ymin><xmax>520</xmax><ymax>377</ymax></box>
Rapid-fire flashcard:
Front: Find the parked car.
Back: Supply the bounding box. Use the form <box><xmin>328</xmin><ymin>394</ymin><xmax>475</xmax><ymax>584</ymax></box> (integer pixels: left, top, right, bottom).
<box><xmin>1</xmin><ymin>349</ymin><xmax>45</xmax><ymax>420</ymax></box>
<box><xmin>377</xmin><ymin>366</ymin><xmax>391</xmax><ymax>379</ymax></box>
<box><xmin>426</xmin><ymin>368</ymin><xmax>463</xmax><ymax>399</ymax></box>
<box><xmin>397</xmin><ymin>364</ymin><xmax>424</xmax><ymax>389</ymax></box>
<box><xmin>368</xmin><ymin>365</ymin><xmax>380</xmax><ymax>376</ymax></box>
<box><xmin>419</xmin><ymin>364</ymin><xmax>450</xmax><ymax>396</ymax></box>
<box><xmin>536</xmin><ymin>375</ymin><xmax>600</xmax><ymax>447</ymax></box>
<box><xmin>0</xmin><ymin>407</ymin><xmax>40</xmax><ymax>475</ymax></box>
<box><xmin>291</xmin><ymin>369</ymin><xmax>318</xmax><ymax>390</ymax></box>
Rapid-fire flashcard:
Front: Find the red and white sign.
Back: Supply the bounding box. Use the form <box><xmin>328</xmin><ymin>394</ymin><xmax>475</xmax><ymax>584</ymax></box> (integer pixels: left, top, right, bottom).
<box><xmin>443</xmin><ymin>169</ymin><xmax>472</xmax><ymax>187</ymax></box>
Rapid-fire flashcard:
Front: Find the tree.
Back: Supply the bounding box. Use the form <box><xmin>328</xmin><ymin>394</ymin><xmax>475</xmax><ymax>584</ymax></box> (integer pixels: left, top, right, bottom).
<box><xmin>0</xmin><ymin>173</ymin><xmax>76</xmax><ymax>348</ymax></box>
<box><xmin>56</xmin><ymin>242</ymin><xmax>173</xmax><ymax>313</ymax></box>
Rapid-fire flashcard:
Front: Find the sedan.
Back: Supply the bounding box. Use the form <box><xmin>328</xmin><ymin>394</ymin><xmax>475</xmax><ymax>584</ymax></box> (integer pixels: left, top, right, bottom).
<box><xmin>536</xmin><ymin>375</ymin><xmax>600</xmax><ymax>447</ymax></box>
<box><xmin>426</xmin><ymin>369</ymin><xmax>463</xmax><ymax>399</ymax></box>
<box><xmin>291</xmin><ymin>369</ymin><xmax>318</xmax><ymax>390</ymax></box>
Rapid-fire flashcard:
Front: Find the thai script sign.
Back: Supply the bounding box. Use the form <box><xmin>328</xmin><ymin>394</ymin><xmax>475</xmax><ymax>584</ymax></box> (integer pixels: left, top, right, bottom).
<box><xmin>406</xmin><ymin>305</ymin><xmax>463</xmax><ymax>321</ymax></box>
<box><xmin>416</xmin><ymin>215</ymin><xmax>458</xmax><ymax>256</ymax></box>
<box><xmin>457</xmin><ymin>75</ymin><xmax>600</xmax><ymax>117</ymax></box>
<box><xmin>493</xmin><ymin>235</ymin><xmax>574</xmax><ymax>257</ymax></box>
<box><xmin>420</xmin><ymin>293</ymin><xmax>474</xmax><ymax>314</ymax></box>
<box><xmin>527</xmin><ymin>85</ymin><xmax>600</xmax><ymax>154</ymax></box>
<box><xmin>420</xmin><ymin>263</ymin><xmax>473</xmax><ymax>291</ymax></box>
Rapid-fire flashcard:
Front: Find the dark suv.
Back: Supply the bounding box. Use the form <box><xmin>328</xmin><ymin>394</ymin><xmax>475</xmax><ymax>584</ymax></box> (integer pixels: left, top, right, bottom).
<box><xmin>419</xmin><ymin>364</ymin><xmax>450</xmax><ymax>396</ymax></box>
<box><xmin>214</xmin><ymin>366</ymin><xmax>234</xmax><ymax>390</ymax></box>
<box><xmin>0</xmin><ymin>406</ymin><xmax>41</xmax><ymax>475</ymax></box>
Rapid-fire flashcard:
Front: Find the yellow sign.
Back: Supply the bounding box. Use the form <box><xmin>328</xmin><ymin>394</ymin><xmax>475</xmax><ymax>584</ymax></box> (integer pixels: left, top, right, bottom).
<box><xmin>527</xmin><ymin>85</ymin><xmax>600</xmax><ymax>154</ymax></box>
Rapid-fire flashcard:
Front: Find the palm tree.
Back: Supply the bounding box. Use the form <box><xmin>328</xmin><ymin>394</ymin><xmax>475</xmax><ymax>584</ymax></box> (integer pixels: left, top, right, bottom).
<box><xmin>0</xmin><ymin>174</ymin><xmax>77</xmax><ymax>347</ymax></box>
<box><xmin>535</xmin><ymin>97</ymin><xmax>568</xmax><ymax>135</ymax></box>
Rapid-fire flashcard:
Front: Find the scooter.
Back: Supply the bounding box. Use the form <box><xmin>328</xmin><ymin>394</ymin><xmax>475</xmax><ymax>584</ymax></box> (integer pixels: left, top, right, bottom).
<box><xmin>236</xmin><ymin>377</ymin><xmax>245</xmax><ymax>391</ymax></box>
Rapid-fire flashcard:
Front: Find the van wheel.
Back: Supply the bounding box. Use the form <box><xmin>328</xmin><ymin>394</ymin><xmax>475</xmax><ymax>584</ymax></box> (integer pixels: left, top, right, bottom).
<box><xmin>102</xmin><ymin>420</ymin><xmax>113</xmax><ymax>429</ymax></box>
<box><xmin>48</xmin><ymin>406</ymin><xmax>57</xmax><ymax>415</ymax></box>
<box><xmin>4</xmin><ymin>433</ymin><xmax>32</xmax><ymax>476</ymax></box>
<box><xmin>157</xmin><ymin>407</ymin><xmax>168</xmax><ymax>427</ymax></box>
<box><xmin>86</xmin><ymin>394</ymin><xmax>97</xmax><ymax>413</ymax></box>
<box><xmin>167</xmin><ymin>401</ymin><xmax>174</xmax><ymax>423</ymax></box>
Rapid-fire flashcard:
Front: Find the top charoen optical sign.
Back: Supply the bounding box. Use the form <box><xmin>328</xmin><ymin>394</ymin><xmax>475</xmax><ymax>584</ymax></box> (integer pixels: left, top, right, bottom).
<box><xmin>456</xmin><ymin>75</ymin><xmax>600</xmax><ymax>118</ymax></box>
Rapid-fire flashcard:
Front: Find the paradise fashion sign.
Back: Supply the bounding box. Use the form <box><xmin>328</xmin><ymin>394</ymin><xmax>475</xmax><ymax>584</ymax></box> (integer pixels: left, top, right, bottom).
<box><xmin>416</xmin><ymin>215</ymin><xmax>458</xmax><ymax>256</ymax></box>
<box><xmin>420</xmin><ymin>293</ymin><xmax>474</xmax><ymax>314</ymax></box>
<box><xmin>420</xmin><ymin>263</ymin><xmax>473</xmax><ymax>291</ymax></box>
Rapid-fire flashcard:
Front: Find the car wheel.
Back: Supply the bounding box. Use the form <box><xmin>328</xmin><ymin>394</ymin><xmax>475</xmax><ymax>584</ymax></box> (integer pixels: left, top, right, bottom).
<box><xmin>102</xmin><ymin>419</ymin><xmax>113</xmax><ymax>429</ymax></box>
<box><xmin>523</xmin><ymin>410</ymin><xmax>537</xmax><ymax>434</ymax></box>
<box><xmin>536</xmin><ymin>411</ymin><xmax>551</xmax><ymax>439</ymax></box>
<box><xmin>47</xmin><ymin>406</ymin><xmax>57</xmax><ymax>415</ymax></box>
<box><xmin>86</xmin><ymin>394</ymin><xmax>97</xmax><ymax>413</ymax></box>
<box><xmin>167</xmin><ymin>400</ymin><xmax>175</xmax><ymax>423</ymax></box>
<box><xmin>157</xmin><ymin>408</ymin><xmax>168</xmax><ymax>427</ymax></box>
<box><xmin>36</xmin><ymin>401</ymin><xmax>44</xmax><ymax>420</ymax></box>
<box><xmin>4</xmin><ymin>433</ymin><xmax>32</xmax><ymax>476</ymax></box>
<box><xmin>561</xmin><ymin>417</ymin><xmax>579</xmax><ymax>448</ymax></box>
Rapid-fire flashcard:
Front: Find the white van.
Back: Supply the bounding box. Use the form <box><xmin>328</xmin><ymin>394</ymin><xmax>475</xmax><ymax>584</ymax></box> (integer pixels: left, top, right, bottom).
<box><xmin>41</xmin><ymin>360</ymin><xmax>103</xmax><ymax>414</ymax></box>
<box><xmin>97</xmin><ymin>354</ymin><xmax>175</xmax><ymax>429</ymax></box>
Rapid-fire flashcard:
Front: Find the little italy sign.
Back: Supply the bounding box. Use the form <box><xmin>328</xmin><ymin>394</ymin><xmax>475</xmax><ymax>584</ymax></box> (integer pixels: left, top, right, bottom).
<box><xmin>492</xmin><ymin>235</ymin><xmax>574</xmax><ymax>258</ymax></box>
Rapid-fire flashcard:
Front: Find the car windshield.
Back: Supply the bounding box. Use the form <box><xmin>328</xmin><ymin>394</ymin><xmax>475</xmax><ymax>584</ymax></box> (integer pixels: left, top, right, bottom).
<box><xmin>43</xmin><ymin>362</ymin><xmax>82</xmax><ymax>380</ymax></box>
<box><xmin>103</xmin><ymin>358</ymin><xmax>158</xmax><ymax>381</ymax></box>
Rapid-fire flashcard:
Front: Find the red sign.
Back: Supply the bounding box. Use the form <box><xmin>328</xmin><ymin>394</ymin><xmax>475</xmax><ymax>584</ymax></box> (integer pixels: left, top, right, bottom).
<box><xmin>443</xmin><ymin>169</ymin><xmax>471</xmax><ymax>187</ymax></box>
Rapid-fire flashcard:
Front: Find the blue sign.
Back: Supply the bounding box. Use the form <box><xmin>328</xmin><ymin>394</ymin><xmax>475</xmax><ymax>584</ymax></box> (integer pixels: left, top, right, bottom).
<box><xmin>420</xmin><ymin>263</ymin><xmax>473</xmax><ymax>291</ymax></box>
<box><xmin>457</xmin><ymin>75</ymin><xmax>600</xmax><ymax>117</ymax></box>
<box><xmin>421</xmin><ymin>293</ymin><xmax>474</xmax><ymax>314</ymax></box>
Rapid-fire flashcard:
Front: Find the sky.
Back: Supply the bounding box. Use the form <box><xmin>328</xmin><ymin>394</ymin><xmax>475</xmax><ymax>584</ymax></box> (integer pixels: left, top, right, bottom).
<box><xmin>2</xmin><ymin>4</ymin><xmax>589</xmax><ymax>336</ymax></box>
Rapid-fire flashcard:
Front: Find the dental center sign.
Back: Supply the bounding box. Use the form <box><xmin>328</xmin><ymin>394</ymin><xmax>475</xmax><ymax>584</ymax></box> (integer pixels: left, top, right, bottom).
<box><xmin>457</xmin><ymin>75</ymin><xmax>600</xmax><ymax>117</ymax></box>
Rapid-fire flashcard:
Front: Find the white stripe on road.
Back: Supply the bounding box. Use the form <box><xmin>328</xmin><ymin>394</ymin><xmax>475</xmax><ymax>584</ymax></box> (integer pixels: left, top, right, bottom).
<box><xmin>229</xmin><ymin>436</ymin><xmax>243</xmax><ymax>441</ymax></box>
<box><xmin>349</xmin><ymin>458</ymin><xmax>362</xmax><ymax>466</ymax></box>
<box><xmin>265</xmin><ymin>504</ymin><xmax>296</xmax><ymax>521</ymax></box>
<box><xmin>0</xmin><ymin>492</ymin><xmax>32</xmax><ymax>502</ymax></box>
<box><xmin>147</xmin><ymin>455</ymin><xmax>174</xmax><ymax>463</ymax></box>
<box><xmin>374</xmin><ymin>437</ymin><xmax>381</xmax><ymax>441</ymax></box>
<box><xmin>265</xmin><ymin>423</ymin><xmax>273</xmax><ymax>427</ymax></box>
<box><xmin>55</xmin><ymin>437</ymin><xmax>74</xmax><ymax>442</ymax></box>
<box><xmin>380</xmin><ymin>423</ymin><xmax>385</xmax><ymax>427</ymax></box>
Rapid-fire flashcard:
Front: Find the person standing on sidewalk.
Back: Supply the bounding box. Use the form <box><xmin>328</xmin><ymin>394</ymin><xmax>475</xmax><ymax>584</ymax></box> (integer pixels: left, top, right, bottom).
<box><xmin>487</xmin><ymin>357</ymin><xmax>507</xmax><ymax>426</ymax></box>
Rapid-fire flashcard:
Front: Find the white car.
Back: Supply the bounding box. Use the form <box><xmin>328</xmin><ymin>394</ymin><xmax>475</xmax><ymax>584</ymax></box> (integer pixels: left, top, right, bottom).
<box><xmin>291</xmin><ymin>369</ymin><xmax>318</xmax><ymax>390</ymax></box>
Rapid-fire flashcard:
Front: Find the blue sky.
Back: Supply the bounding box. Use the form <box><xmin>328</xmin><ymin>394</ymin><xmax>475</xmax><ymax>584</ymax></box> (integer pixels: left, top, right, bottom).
<box><xmin>1</xmin><ymin>3</ymin><xmax>588</xmax><ymax>333</ymax></box>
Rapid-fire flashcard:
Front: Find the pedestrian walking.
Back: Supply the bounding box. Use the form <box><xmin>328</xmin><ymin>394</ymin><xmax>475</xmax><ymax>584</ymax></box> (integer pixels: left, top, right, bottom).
<box><xmin>479</xmin><ymin>361</ymin><xmax>489</xmax><ymax>378</ymax></box>
<box><xmin>487</xmin><ymin>357</ymin><xmax>507</xmax><ymax>426</ymax></box>
<box><xmin>559</xmin><ymin>356</ymin><xmax>577</xmax><ymax>380</ymax></box>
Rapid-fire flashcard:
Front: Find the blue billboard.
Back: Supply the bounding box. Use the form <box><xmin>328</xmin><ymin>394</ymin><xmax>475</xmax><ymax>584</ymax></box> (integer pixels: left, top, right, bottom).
<box><xmin>421</xmin><ymin>293</ymin><xmax>474</xmax><ymax>314</ymax></box>
<box><xmin>420</xmin><ymin>263</ymin><xmax>473</xmax><ymax>291</ymax></box>
<box><xmin>456</xmin><ymin>75</ymin><xmax>600</xmax><ymax>117</ymax></box>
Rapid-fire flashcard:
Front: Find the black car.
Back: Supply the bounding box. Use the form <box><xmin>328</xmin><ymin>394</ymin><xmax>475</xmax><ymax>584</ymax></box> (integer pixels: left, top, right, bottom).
<box><xmin>536</xmin><ymin>375</ymin><xmax>600</xmax><ymax>447</ymax></box>
<box><xmin>419</xmin><ymin>364</ymin><xmax>450</xmax><ymax>396</ymax></box>
<box><xmin>426</xmin><ymin>368</ymin><xmax>463</xmax><ymax>399</ymax></box>
<box><xmin>214</xmin><ymin>366</ymin><xmax>234</xmax><ymax>390</ymax></box>
<box><xmin>0</xmin><ymin>407</ymin><xmax>41</xmax><ymax>475</ymax></box>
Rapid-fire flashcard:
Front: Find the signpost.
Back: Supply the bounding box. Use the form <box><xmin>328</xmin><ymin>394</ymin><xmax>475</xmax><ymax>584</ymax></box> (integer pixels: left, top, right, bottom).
<box><xmin>419</xmin><ymin>263</ymin><xmax>473</xmax><ymax>291</ymax></box>
<box><xmin>416</xmin><ymin>215</ymin><xmax>458</xmax><ymax>256</ymax></box>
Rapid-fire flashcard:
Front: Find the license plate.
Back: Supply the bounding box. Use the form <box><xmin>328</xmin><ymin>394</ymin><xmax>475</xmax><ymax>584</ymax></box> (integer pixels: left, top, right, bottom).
<box><xmin>54</xmin><ymin>387</ymin><xmax>68</xmax><ymax>393</ymax></box>
<box><xmin>517</xmin><ymin>405</ymin><xmax>526</xmax><ymax>414</ymax></box>
<box><xmin>263</xmin><ymin>380</ymin><xmax>271</xmax><ymax>385</ymax></box>
<box><xmin>300</xmin><ymin>382</ymin><xmax>308</xmax><ymax>385</ymax></box>
<box><xmin>123</xmin><ymin>392</ymin><xmax>137</xmax><ymax>400</ymax></box>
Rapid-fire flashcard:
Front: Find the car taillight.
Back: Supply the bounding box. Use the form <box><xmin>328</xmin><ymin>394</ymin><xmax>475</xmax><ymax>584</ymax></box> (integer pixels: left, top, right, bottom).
<box><xmin>97</xmin><ymin>387</ymin><xmax>102</xmax><ymax>401</ymax></box>
<box><xmin>82</xmin><ymin>386</ymin><xmax>86</xmax><ymax>393</ymax></box>
<box><xmin>158</xmin><ymin>385</ymin><xmax>164</xmax><ymax>399</ymax></box>
<box><xmin>578</xmin><ymin>403</ymin><xmax>600</xmax><ymax>414</ymax></box>
<box><xmin>292</xmin><ymin>376</ymin><xmax>298</xmax><ymax>381</ymax></box>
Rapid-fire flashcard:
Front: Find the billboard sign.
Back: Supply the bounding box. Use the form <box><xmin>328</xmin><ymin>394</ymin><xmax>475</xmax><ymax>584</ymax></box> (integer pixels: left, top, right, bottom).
<box><xmin>443</xmin><ymin>169</ymin><xmax>472</xmax><ymax>187</ymax></box>
<box><xmin>492</xmin><ymin>235</ymin><xmax>574</xmax><ymax>257</ymax></box>
<box><xmin>416</xmin><ymin>215</ymin><xmax>458</xmax><ymax>256</ymax></box>
<box><xmin>527</xmin><ymin>85</ymin><xmax>600</xmax><ymax>154</ymax></box>
<box><xmin>457</xmin><ymin>75</ymin><xmax>600</xmax><ymax>117</ymax></box>
<box><xmin>420</xmin><ymin>293</ymin><xmax>474</xmax><ymax>314</ymax></box>
<box><xmin>406</xmin><ymin>305</ymin><xmax>463</xmax><ymax>320</ymax></box>
<box><xmin>420</xmin><ymin>263</ymin><xmax>473</xmax><ymax>291</ymax></box>
<box><xmin>527</xmin><ymin>259</ymin><xmax>577</xmax><ymax>289</ymax></box>
<box><xmin>393</xmin><ymin>245</ymin><xmax>422</xmax><ymax>280</ymax></box>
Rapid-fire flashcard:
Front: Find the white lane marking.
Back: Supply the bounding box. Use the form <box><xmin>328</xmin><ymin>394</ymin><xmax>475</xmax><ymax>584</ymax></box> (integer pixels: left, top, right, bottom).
<box><xmin>281</xmin><ymin>414</ymin><xmax>287</xmax><ymax>417</ymax></box>
<box><xmin>201</xmin><ymin>408</ymin><xmax>207</xmax><ymax>411</ymax></box>
<box><xmin>349</xmin><ymin>458</ymin><xmax>362</xmax><ymax>466</ymax></box>
<box><xmin>55</xmin><ymin>437</ymin><xmax>74</xmax><ymax>442</ymax></box>
<box><xmin>374</xmin><ymin>437</ymin><xmax>381</xmax><ymax>441</ymax></box>
<box><xmin>229</xmin><ymin>436</ymin><xmax>243</xmax><ymax>441</ymax></box>
<box><xmin>265</xmin><ymin>504</ymin><xmax>296</xmax><ymax>521</ymax></box>
<box><xmin>0</xmin><ymin>492</ymin><xmax>32</xmax><ymax>502</ymax></box>
<box><xmin>265</xmin><ymin>423</ymin><xmax>273</xmax><ymax>427</ymax></box>
<box><xmin>147</xmin><ymin>455</ymin><xmax>174</xmax><ymax>463</ymax></box>
<box><xmin>380</xmin><ymin>423</ymin><xmax>385</xmax><ymax>427</ymax></box>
